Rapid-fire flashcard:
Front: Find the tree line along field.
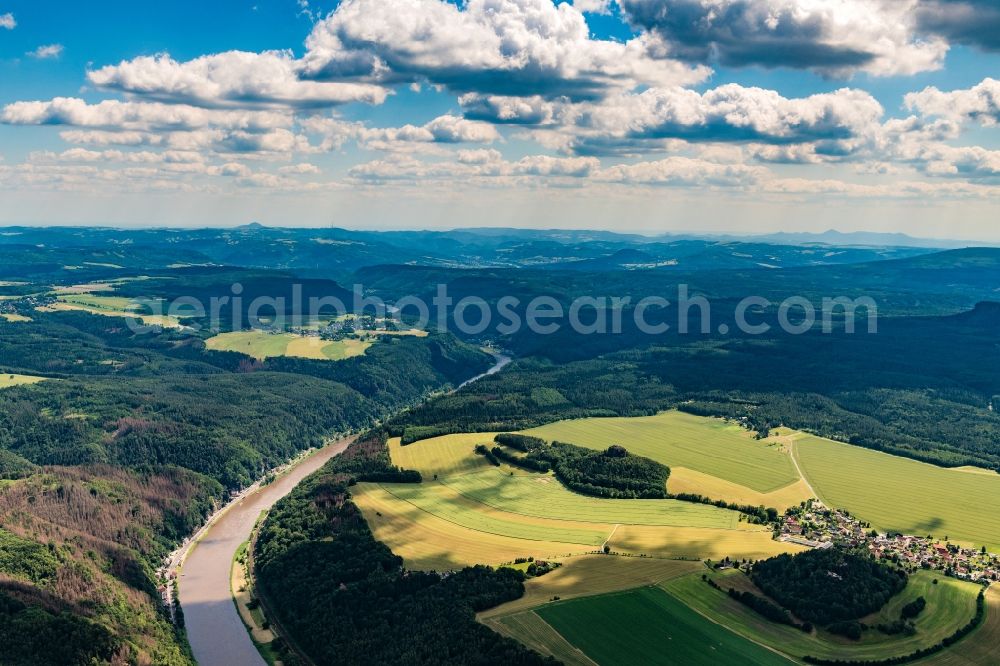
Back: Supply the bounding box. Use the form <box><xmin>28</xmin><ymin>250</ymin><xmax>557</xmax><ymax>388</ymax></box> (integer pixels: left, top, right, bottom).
<box><xmin>661</xmin><ymin>568</ymin><xmax>983</xmax><ymax>663</ymax></box>
<box><xmin>204</xmin><ymin>329</ymin><xmax>372</xmax><ymax>361</ymax></box>
<box><xmin>793</xmin><ymin>433</ymin><xmax>1000</xmax><ymax>551</ymax></box>
<box><xmin>356</xmin><ymin>424</ymin><xmax>801</xmax><ymax>571</ymax></box>
<box><xmin>495</xmin><ymin>566</ymin><xmax>985</xmax><ymax>665</ymax></box>
<box><xmin>521</xmin><ymin>411</ymin><xmax>802</xmax><ymax>493</ymax></box>
<box><xmin>525</xmin><ymin>411</ymin><xmax>1000</xmax><ymax>552</ymax></box>
<box><xmin>921</xmin><ymin>585</ymin><xmax>1000</xmax><ymax>666</ymax></box>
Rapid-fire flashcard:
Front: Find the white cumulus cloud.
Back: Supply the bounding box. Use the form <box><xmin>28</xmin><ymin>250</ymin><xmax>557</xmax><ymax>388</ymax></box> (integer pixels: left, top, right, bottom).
<box><xmin>27</xmin><ymin>44</ymin><xmax>63</xmax><ymax>59</ymax></box>
<box><xmin>300</xmin><ymin>0</ymin><xmax>709</xmax><ymax>100</ymax></box>
<box><xmin>87</xmin><ymin>51</ymin><xmax>389</xmax><ymax>109</ymax></box>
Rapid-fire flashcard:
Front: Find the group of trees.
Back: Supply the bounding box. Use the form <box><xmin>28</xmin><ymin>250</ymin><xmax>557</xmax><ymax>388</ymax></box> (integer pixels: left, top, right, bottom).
<box><xmin>751</xmin><ymin>549</ymin><xmax>908</xmax><ymax>626</ymax></box>
<box><xmin>804</xmin><ymin>589</ymin><xmax>986</xmax><ymax>665</ymax></box>
<box><xmin>254</xmin><ymin>436</ymin><xmax>555</xmax><ymax>666</ymax></box>
<box><xmin>490</xmin><ymin>437</ymin><xmax>671</xmax><ymax>499</ymax></box>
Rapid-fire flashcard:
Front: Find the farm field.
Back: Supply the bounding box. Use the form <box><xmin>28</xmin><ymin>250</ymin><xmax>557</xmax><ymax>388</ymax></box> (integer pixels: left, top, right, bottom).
<box><xmin>794</xmin><ymin>434</ymin><xmax>1000</xmax><ymax>551</ymax></box>
<box><xmin>0</xmin><ymin>313</ymin><xmax>31</xmax><ymax>322</ymax></box>
<box><xmin>0</xmin><ymin>373</ymin><xmax>47</xmax><ymax>389</ymax></box>
<box><xmin>480</xmin><ymin>555</ymin><xmax>701</xmax><ymax>620</ymax></box>
<box><xmin>488</xmin><ymin>611</ymin><xmax>597</xmax><ymax>666</ymax></box>
<box><xmin>521</xmin><ymin>411</ymin><xmax>800</xmax><ymax>493</ymax></box>
<box><xmin>921</xmin><ymin>585</ymin><xmax>1000</xmax><ymax>665</ymax></box>
<box><xmin>534</xmin><ymin>586</ymin><xmax>794</xmax><ymax>666</ymax></box>
<box><xmin>441</xmin><ymin>468</ymin><xmax>741</xmax><ymax>528</ymax></box>
<box><xmin>351</xmin><ymin>482</ymin><xmax>593</xmax><ymax>570</ymax></box>
<box><xmin>607</xmin><ymin>524</ymin><xmax>802</xmax><ymax>560</ymax></box>
<box><xmin>370</xmin><ymin>430</ymin><xmax>801</xmax><ymax>572</ymax></box>
<box><xmin>381</xmin><ymin>481</ymin><xmax>613</xmax><ymax>545</ymax></box>
<box><xmin>388</xmin><ymin>433</ymin><xmax>501</xmax><ymax>479</ymax></box>
<box><xmin>352</xmin><ymin>470</ymin><xmax>795</xmax><ymax>571</ymax></box>
<box><xmin>204</xmin><ymin>330</ymin><xmax>372</xmax><ymax>361</ymax></box>
<box><xmin>42</xmin><ymin>294</ymin><xmax>183</xmax><ymax>328</ymax></box>
<box><xmin>667</xmin><ymin>466</ymin><xmax>811</xmax><ymax>512</ymax></box>
<box><xmin>663</xmin><ymin>569</ymin><xmax>982</xmax><ymax>663</ymax></box>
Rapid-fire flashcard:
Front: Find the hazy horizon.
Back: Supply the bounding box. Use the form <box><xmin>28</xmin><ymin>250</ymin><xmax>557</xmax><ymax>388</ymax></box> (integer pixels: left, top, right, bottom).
<box><xmin>2</xmin><ymin>1</ymin><xmax>1000</xmax><ymax>238</ymax></box>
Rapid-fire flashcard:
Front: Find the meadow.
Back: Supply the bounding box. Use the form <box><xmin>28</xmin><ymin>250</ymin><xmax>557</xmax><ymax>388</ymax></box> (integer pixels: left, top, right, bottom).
<box><xmin>369</xmin><ymin>423</ymin><xmax>801</xmax><ymax>571</ymax></box>
<box><xmin>663</xmin><ymin>569</ymin><xmax>982</xmax><ymax>663</ymax></box>
<box><xmin>43</xmin><ymin>294</ymin><xmax>183</xmax><ymax>328</ymax></box>
<box><xmin>388</xmin><ymin>433</ymin><xmax>501</xmax><ymax>479</ymax></box>
<box><xmin>534</xmin><ymin>586</ymin><xmax>794</xmax><ymax>666</ymax></box>
<box><xmin>441</xmin><ymin>468</ymin><xmax>740</xmax><ymax>528</ymax></box>
<box><xmin>522</xmin><ymin>411</ymin><xmax>800</xmax><ymax>493</ymax></box>
<box><xmin>793</xmin><ymin>434</ymin><xmax>1000</xmax><ymax>551</ymax></box>
<box><xmin>204</xmin><ymin>330</ymin><xmax>371</xmax><ymax>361</ymax></box>
<box><xmin>0</xmin><ymin>374</ymin><xmax>47</xmax><ymax>389</ymax></box>
<box><xmin>479</xmin><ymin>555</ymin><xmax>702</xmax><ymax>620</ymax></box>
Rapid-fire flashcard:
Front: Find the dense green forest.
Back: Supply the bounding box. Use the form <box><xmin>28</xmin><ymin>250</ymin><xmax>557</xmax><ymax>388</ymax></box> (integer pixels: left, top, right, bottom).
<box><xmin>3</xmin><ymin>232</ymin><xmax>1000</xmax><ymax>664</ymax></box>
<box><xmin>751</xmin><ymin>549</ymin><xmax>908</xmax><ymax>626</ymax></box>
<box><xmin>255</xmin><ymin>433</ymin><xmax>555</xmax><ymax>666</ymax></box>
<box><xmin>389</xmin><ymin>302</ymin><xmax>1000</xmax><ymax>470</ymax></box>
<box><xmin>489</xmin><ymin>438</ymin><xmax>671</xmax><ymax>499</ymax></box>
<box><xmin>0</xmin><ymin>298</ymin><xmax>490</xmax><ymax>664</ymax></box>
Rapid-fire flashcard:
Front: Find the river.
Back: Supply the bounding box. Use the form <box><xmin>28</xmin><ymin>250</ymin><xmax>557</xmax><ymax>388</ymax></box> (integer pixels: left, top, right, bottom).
<box><xmin>179</xmin><ymin>353</ymin><xmax>511</xmax><ymax>665</ymax></box>
<box><xmin>178</xmin><ymin>438</ymin><xmax>352</xmax><ymax>666</ymax></box>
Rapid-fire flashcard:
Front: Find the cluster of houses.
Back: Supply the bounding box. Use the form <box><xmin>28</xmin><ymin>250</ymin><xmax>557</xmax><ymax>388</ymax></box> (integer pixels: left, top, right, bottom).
<box><xmin>777</xmin><ymin>499</ymin><xmax>1000</xmax><ymax>584</ymax></box>
<box><xmin>0</xmin><ymin>294</ymin><xmax>47</xmax><ymax>316</ymax></box>
<box><xmin>286</xmin><ymin>314</ymin><xmax>396</xmax><ymax>340</ymax></box>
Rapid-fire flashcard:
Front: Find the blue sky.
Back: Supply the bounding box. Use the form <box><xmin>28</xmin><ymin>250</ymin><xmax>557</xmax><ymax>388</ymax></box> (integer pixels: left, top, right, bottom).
<box><xmin>1</xmin><ymin>0</ymin><xmax>999</xmax><ymax>240</ymax></box>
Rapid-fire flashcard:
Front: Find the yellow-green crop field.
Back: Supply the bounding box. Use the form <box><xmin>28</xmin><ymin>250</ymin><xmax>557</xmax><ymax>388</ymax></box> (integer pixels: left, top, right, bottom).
<box><xmin>794</xmin><ymin>434</ymin><xmax>1000</xmax><ymax>551</ymax></box>
<box><xmin>664</xmin><ymin>569</ymin><xmax>983</xmax><ymax>663</ymax></box>
<box><xmin>376</xmin><ymin>413</ymin><xmax>1000</xmax><ymax>665</ymax></box>
<box><xmin>522</xmin><ymin>411</ymin><xmax>799</xmax><ymax>493</ymax></box>
<box><xmin>0</xmin><ymin>374</ymin><xmax>47</xmax><ymax>389</ymax></box>
<box><xmin>441</xmin><ymin>468</ymin><xmax>740</xmax><ymax>528</ymax></box>
<box><xmin>0</xmin><ymin>313</ymin><xmax>31</xmax><ymax>322</ymax></box>
<box><xmin>204</xmin><ymin>330</ymin><xmax>371</xmax><ymax>361</ymax></box>
<box><xmin>43</xmin><ymin>294</ymin><xmax>183</xmax><ymax>328</ymax></box>
<box><xmin>359</xmin><ymin>426</ymin><xmax>801</xmax><ymax>571</ymax></box>
<box><xmin>388</xmin><ymin>434</ymin><xmax>501</xmax><ymax>479</ymax></box>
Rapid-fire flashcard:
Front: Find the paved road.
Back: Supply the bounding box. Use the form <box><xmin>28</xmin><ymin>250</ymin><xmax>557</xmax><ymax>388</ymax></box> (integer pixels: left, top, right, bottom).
<box><xmin>179</xmin><ymin>437</ymin><xmax>352</xmax><ymax>666</ymax></box>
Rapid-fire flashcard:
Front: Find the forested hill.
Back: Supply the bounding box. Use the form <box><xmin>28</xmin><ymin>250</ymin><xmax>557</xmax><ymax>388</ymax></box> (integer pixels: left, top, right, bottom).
<box><xmin>0</xmin><ymin>306</ymin><xmax>491</xmax><ymax>665</ymax></box>
<box><xmin>255</xmin><ymin>431</ymin><xmax>555</xmax><ymax>666</ymax></box>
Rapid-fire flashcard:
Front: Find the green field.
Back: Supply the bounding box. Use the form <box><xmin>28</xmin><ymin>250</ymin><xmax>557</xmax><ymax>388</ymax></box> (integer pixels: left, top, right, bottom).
<box><xmin>204</xmin><ymin>330</ymin><xmax>371</xmax><ymax>361</ymax></box>
<box><xmin>522</xmin><ymin>411</ymin><xmax>799</xmax><ymax>493</ymax></box>
<box><xmin>921</xmin><ymin>585</ymin><xmax>1000</xmax><ymax>666</ymax></box>
<box><xmin>664</xmin><ymin>569</ymin><xmax>982</xmax><ymax>663</ymax></box>
<box><xmin>535</xmin><ymin>586</ymin><xmax>793</xmax><ymax>666</ymax></box>
<box><xmin>60</xmin><ymin>294</ymin><xmax>144</xmax><ymax>311</ymax></box>
<box><xmin>380</xmin><ymin>481</ymin><xmax>612</xmax><ymax>545</ymax></box>
<box><xmin>0</xmin><ymin>373</ymin><xmax>47</xmax><ymax>389</ymax></box>
<box><xmin>442</xmin><ymin>468</ymin><xmax>740</xmax><ymax>528</ymax></box>
<box><xmin>795</xmin><ymin>434</ymin><xmax>1000</xmax><ymax>551</ymax></box>
<box><xmin>389</xmin><ymin>434</ymin><xmax>501</xmax><ymax>479</ymax></box>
